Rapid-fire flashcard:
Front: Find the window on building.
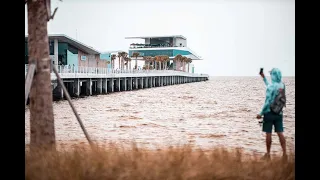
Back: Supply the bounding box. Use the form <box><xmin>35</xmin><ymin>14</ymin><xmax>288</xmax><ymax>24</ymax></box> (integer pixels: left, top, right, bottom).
<box><xmin>58</xmin><ymin>54</ymin><xmax>67</xmax><ymax>65</ymax></box>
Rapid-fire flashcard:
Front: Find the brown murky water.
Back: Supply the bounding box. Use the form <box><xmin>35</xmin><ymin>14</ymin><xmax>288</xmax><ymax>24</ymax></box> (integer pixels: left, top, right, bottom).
<box><xmin>25</xmin><ymin>77</ymin><xmax>295</xmax><ymax>155</ymax></box>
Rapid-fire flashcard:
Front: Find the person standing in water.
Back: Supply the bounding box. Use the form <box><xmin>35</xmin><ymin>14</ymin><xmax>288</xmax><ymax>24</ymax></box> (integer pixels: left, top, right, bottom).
<box><xmin>257</xmin><ymin>68</ymin><xmax>287</xmax><ymax>161</ymax></box>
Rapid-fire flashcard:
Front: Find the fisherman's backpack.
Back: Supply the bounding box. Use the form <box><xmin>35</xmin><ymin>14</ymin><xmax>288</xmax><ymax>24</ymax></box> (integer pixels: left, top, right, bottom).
<box><xmin>270</xmin><ymin>84</ymin><xmax>286</xmax><ymax>114</ymax></box>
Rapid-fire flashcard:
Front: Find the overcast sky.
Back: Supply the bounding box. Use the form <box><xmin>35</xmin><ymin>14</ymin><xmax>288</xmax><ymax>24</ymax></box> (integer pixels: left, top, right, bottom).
<box><xmin>25</xmin><ymin>0</ymin><xmax>295</xmax><ymax>76</ymax></box>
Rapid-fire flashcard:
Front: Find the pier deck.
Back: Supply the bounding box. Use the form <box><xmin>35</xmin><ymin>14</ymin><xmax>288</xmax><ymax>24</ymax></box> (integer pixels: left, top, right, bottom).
<box><xmin>25</xmin><ymin>65</ymin><xmax>209</xmax><ymax>100</ymax></box>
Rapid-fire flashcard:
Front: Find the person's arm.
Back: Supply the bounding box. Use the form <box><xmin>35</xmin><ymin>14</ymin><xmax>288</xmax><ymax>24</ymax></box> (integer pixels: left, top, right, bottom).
<box><xmin>259</xmin><ymin>85</ymin><xmax>274</xmax><ymax>116</ymax></box>
<box><xmin>263</xmin><ymin>77</ymin><xmax>269</xmax><ymax>86</ymax></box>
<box><xmin>260</xmin><ymin>73</ymin><xmax>269</xmax><ymax>86</ymax></box>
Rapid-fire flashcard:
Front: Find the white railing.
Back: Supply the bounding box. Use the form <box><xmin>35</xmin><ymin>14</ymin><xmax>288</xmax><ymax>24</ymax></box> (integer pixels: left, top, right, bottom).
<box><xmin>25</xmin><ymin>65</ymin><xmax>209</xmax><ymax>78</ymax></box>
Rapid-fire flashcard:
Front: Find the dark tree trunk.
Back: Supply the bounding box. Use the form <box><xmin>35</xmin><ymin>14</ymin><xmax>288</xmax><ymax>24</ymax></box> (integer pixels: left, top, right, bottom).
<box><xmin>27</xmin><ymin>0</ymin><xmax>56</xmax><ymax>152</ymax></box>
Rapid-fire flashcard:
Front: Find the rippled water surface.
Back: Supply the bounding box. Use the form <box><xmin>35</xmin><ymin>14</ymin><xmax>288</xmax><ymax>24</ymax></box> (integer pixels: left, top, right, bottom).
<box><xmin>25</xmin><ymin>77</ymin><xmax>295</xmax><ymax>154</ymax></box>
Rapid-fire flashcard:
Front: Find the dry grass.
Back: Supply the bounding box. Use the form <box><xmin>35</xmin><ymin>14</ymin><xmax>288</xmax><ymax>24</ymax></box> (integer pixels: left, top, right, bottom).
<box><xmin>25</xmin><ymin>143</ymin><xmax>294</xmax><ymax>180</ymax></box>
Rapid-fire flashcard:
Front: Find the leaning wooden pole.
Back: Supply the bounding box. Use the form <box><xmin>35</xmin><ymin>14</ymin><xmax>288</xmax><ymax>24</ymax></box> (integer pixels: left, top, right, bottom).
<box><xmin>27</xmin><ymin>0</ymin><xmax>56</xmax><ymax>151</ymax></box>
<box><xmin>25</xmin><ymin>63</ymin><xmax>36</xmax><ymax>108</ymax></box>
<box><xmin>52</xmin><ymin>66</ymin><xmax>94</xmax><ymax>147</ymax></box>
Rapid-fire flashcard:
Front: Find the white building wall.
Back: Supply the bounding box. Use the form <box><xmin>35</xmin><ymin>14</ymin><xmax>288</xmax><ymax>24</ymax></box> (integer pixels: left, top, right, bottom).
<box><xmin>175</xmin><ymin>38</ymin><xmax>187</xmax><ymax>47</ymax></box>
<box><xmin>188</xmin><ymin>64</ymin><xmax>195</xmax><ymax>73</ymax></box>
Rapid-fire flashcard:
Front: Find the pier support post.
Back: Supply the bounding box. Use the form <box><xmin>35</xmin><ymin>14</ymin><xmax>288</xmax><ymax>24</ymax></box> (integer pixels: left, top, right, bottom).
<box><xmin>141</xmin><ymin>78</ymin><xmax>144</xmax><ymax>89</ymax></box>
<box><xmin>144</xmin><ymin>77</ymin><xmax>148</xmax><ymax>88</ymax></box>
<box><xmin>124</xmin><ymin>78</ymin><xmax>127</xmax><ymax>91</ymax></box>
<box><xmin>120</xmin><ymin>78</ymin><xmax>124</xmax><ymax>91</ymax></box>
<box><xmin>153</xmin><ymin>77</ymin><xmax>156</xmax><ymax>87</ymax></box>
<box><xmin>125</xmin><ymin>78</ymin><xmax>127</xmax><ymax>91</ymax></box>
<box><xmin>57</xmin><ymin>83</ymin><xmax>64</xmax><ymax>100</ymax></box>
<box><xmin>117</xmin><ymin>78</ymin><xmax>120</xmax><ymax>91</ymax></box>
<box><xmin>107</xmin><ymin>78</ymin><xmax>113</xmax><ymax>93</ymax></box>
<box><xmin>137</xmin><ymin>78</ymin><xmax>141</xmax><ymax>89</ymax></box>
<box><xmin>135</xmin><ymin>77</ymin><xmax>138</xmax><ymax>89</ymax></box>
<box><xmin>86</xmin><ymin>78</ymin><xmax>92</xmax><ymax>96</ymax></box>
<box><xmin>150</xmin><ymin>77</ymin><xmax>153</xmax><ymax>87</ymax></box>
<box><xmin>158</xmin><ymin>76</ymin><xmax>160</xmax><ymax>87</ymax></box>
<box><xmin>97</xmin><ymin>78</ymin><xmax>102</xmax><ymax>94</ymax></box>
<box><xmin>74</xmin><ymin>79</ymin><xmax>80</xmax><ymax>97</ymax></box>
<box><xmin>60</xmin><ymin>83</ymin><xmax>64</xmax><ymax>99</ymax></box>
<box><xmin>102</xmin><ymin>79</ymin><xmax>107</xmax><ymax>94</ymax></box>
<box><xmin>128</xmin><ymin>77</ymin><xmax>132</xmax><ymax>90</ymax></box>
<box><xmin>148</xmin><ymin>77</ymin><xmax>152</xmax><ymax>88</ymax></box>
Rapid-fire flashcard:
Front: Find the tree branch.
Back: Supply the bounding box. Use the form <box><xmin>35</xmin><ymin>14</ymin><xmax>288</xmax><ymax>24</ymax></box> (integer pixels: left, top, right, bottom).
<box><xmin>50</xmin><ymin>7</ymin><xmax>58</xmax><ymax>20</ymax></box>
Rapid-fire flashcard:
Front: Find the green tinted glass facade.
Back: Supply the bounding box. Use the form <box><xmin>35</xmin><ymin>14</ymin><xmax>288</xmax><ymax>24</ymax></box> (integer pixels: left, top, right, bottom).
<box><xmin>129</xmin><ymin>50</ymin><xmax>173</xmax><ymax>57</ymax></box>
<box><xmin>173</xmin><ymin>50</ymin><xmax>191</xmax><ymax>56</ymax></box>
<box><xmin>129</xmin><ymin>49</ymin><xmax>191</xmax><ymax>58</ymax></box>
<box><xmin>25</xmin><ymin>42</ymin><xmax>78</xmax><ymax>65</ymax></box>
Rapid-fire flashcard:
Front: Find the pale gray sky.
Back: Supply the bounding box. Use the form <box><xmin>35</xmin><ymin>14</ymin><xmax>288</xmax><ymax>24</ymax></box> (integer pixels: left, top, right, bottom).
<box><xmin>25</xmin><ymin>0</ymin><xmax>295</xmax><ymax>76</ymax></box>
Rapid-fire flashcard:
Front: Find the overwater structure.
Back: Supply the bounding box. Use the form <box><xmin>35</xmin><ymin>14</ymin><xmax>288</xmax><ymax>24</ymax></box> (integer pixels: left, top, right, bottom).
<box><xmin>25</xmin><ymin>34</ymin><xmax>208</xmax><ymax>101</ymax></box>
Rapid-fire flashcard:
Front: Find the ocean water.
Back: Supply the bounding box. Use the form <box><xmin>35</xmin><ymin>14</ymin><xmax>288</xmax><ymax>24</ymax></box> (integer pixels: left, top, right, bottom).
<box><xmin>25</xmin><ymin>76</ymin><xmax>295</xmax><ymax>155</ymax></box>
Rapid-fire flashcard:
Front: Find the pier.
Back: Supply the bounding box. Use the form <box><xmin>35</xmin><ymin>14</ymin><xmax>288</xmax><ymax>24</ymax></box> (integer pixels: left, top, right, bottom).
<box><xmin>25</xmin><ymin>65</ymin><xmax>209</xmax><ymax>100</ymax></box>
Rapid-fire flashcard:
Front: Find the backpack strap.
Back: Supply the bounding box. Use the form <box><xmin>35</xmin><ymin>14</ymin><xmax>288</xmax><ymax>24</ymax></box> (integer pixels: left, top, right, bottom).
<box><xmin>282</xmin><ymin>83</ymin><xmax>286</xmax><ymax>107</ymax></box>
